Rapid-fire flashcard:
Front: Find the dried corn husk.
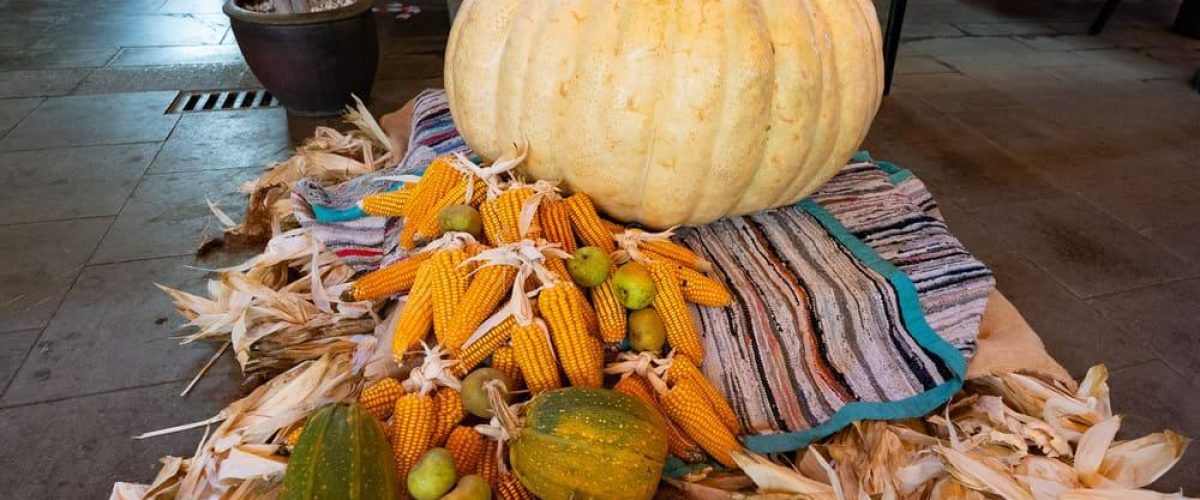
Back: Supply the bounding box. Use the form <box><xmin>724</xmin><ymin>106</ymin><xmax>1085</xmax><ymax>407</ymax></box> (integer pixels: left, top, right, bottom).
<box><xmin>160</xmin><ymin>227</ymin><xmax>378</xmax><ymax>381</ymax></box>
<box><xmin>227</xmin><ymin>98</ymin><xmax>393</xmax><ymax>245</ymax></box>
<box><xmin>129</xmin><ymin>353</ymin><xmax>357</xmax><ymax>498</ymax></box>
<box><xmin>737</xmin><ymin>367</ymin><xmax>1193</xmax><ymax>500</ymax></box>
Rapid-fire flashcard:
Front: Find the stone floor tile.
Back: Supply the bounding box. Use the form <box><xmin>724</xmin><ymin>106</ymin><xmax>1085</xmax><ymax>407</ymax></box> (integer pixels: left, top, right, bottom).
<box><xmin>0</xmin><ymin>97</ymin><xmax>40</xmax><ymax>135</ymax></box>
<box><xmin>0</xmin><ymin>330</ymin><xmax>38</xmax><ymax>391</ymax></box>
<box><xmin>0</xmin><ymin>218</ymin><xmax>110</xmax><ymax>332</ymax></box>
<box><xmin>903</xmin><ymin>36</ymin><xmax>1036</xmax><ymax>57</ymax></box>
<box><xmin>0</xmin><ymin>143</ymin><xmax>157</xmax><ymax>225</ymax></box>
<box><xmin>1091</xmin><ymin>279</ymin><xmax>1200</xmax><ymax>387</ymax></box>
<box><xmin>954</xmin><ymin>22</ymin><xmax>1059</xmax><ymax>36</ymax></box>
<box><xmin>899</xmin><ymin>23</ymin><xmax>965</xmax><ymax>40</ymax></box>
<box><xmin>149</xmin><ymin>108</ymin><xmax>288</xmax><ymax>173</ymax></box>
<box><xmin>892</xmin><ymin>71</ymin><xmax>991</xmax><ymax>94</ymax></box>
<box><xmin>971</xmin><ymin>245</ymin><xmax>1158</xmax><ymax>376</ymax></box>
<box><xmin>969</xmin><ymin>196</ymin><xmax>1195</xmax><ymax>298</ymax></box>
<box><xmin>157</xmin><ymin>0</ymin><xmax>224</xmax><ymax>14</ymax></box>
<box><xmin>1015</xmin><ymin>34</ymin><xmax>1122</xmax><ymax>51</ymax></box>
<box><xmin>1036</xmin><ymin>161</ymin><xmax>1200</xmax><ymax>232</ymax></box>
<box><xmin>0</xmin><ymin>373</ymin><xmax>239</xmax><ymax>498</ymax></box>
<box><xmin>875</xmin><ymin>130</ymin><xmax>1064</xmax><ymax>209</ymax></box>
<box><xmin>73</xmin><ymin>63</ymin><xmax>258</xmax><ymax>95</ymax></box>
<box><xmin>912</xmin><ymin>88</ymin><xmax>1023</xmax><ymax>114</ymax></box>
<box><xmin>109</xmin><ymin>45</ymin><xmax>243</xmax><ymax>67</ymax></box>
<box><xmin>894</xmin><ymin>56</ymin><xmax>954</xmax><ymax>75</ymax></box>
<box><xmin>0</xmin><ymin>91</ymin><xmax>179</xmax><ymax>151</ymax></box>
<box><xmin>0</xmin><ymin>68</ymin><xmax>90</xmax><ymax>98</ymax></box>
<box><xmin>35</xmin><ymin>14</ymin><xmax>226</xmax><ymax>49</ymax></box>
<box><xmin>376</xmin><ymin>53</ymin><xmax>445</xmax><ymax>81</ymax></box>
<box><xmin>946</xmin><ymin>106</ymin><xmax>1099</xmax><ymax>160</ymax></box>
<box><xmin>1144</xmin><ymin>222</ymin><xmax>1200</xmax><ymax>266</ymax></box>
<box><xmin>368</xmin><ymin>77</ymin><xmax>444</xmax><ymax>117</ymax></box>
<box><xmin>1106</xmin><ymin>360</ymin><xmax>1200</xmax><ymax>493</ymax></box>
<box><xmin>0</xmin><ymin>256</ymin><xmax>236</xmax><ymax>405</ymax></box>
<box><xmin>0</xmin><ymin>48</ymin><xmax>117</xmax><ymax>70</ymax></box>
<box><xmin>934</xmin><ymin>53</ymin><xmax>1064</xmax><ymax>87</ymax></box>
<box><xmin>91</xmin><ymin>168</ymin><xmax>257</xmax><ymax>264</ymax></box>
<box><xmin>865</xmin><ymin>95</ymin><xmax>974</xmax><ymax>148</ymax></box>
<box><xmin>0</xmin><ymin>17</ymin><xmax>56</xmax><ymax>50</ymax></box>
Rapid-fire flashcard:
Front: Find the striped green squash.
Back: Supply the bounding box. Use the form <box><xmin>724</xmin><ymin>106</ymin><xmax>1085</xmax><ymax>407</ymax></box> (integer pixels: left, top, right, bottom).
<box><xmin>509</xmin><ymin>388</ymin><xmax>669</xmax><ymax>500</ymax></box>
<box><xmin>282</xmin><ymin>403</ymin><xmax>399</xmax><ymax>500</ymax></box>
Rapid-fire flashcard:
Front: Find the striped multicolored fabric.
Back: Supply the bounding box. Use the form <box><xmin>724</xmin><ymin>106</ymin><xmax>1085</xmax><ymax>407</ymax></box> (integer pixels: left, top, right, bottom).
<box><xmin>291</xmin><ymin>89</ymin><xmax>473</xmax><ymax>270</ymax></box>
<box><xmin>678</xmin><ymin>160</ymin><xmax>993</xmax><ymax>452</ymax></box>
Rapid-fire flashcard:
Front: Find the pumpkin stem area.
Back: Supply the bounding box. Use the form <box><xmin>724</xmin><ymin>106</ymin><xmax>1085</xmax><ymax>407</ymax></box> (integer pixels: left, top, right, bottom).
<box><xmin>484</xmin><ymin>380</ymin><xmax>522</xmax><ymax>440</ymax></box>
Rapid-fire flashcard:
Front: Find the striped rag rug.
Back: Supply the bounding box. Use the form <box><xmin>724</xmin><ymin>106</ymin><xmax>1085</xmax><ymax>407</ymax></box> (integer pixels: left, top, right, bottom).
<box><xmin>679</xmin><ymin>157</ymin><xmax>993</xmax><ymax>452</ymax></box>
<box><xmin>293</xmin><ymin>90</ymin><xmax>994</xmax><ymax>453</ymax></box>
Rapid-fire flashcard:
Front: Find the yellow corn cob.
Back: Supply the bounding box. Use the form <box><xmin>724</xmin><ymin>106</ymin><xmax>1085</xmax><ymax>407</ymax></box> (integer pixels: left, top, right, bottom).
<box><xmin>464</xmin><ymin>241</ymin><xmax>489</xmax><ymax>257</ymax></box>
<box><xmin>669</xmin><ymin>356</ymin><xmax>739</xmax><ymax>433</ymax></box>
<box><xmin>539</xmin><ymin>284</ymin><xmax>604</xmax><ymax>388</ymax></box>
<box><xmin>601</xmin><ymin>218</ymin><xmax>625</xmax><ymax>235</ymax></box>
<box><xmin>359</xmin><ymin>377</ymin><xmax>405</xmax><ymax>421</ymax></box>
<box><xmin>481</xmin><ymin>186</ymin><xmax>539</xmax><ymax>245</ymax></box>
<box><xmin>649</xmin><ymin>262</ymin><xmax>704</xmax><ymax>363</ymax></box>
<box><xmin>511</xmin><ymin>320</ymin><xmax>562</xmax><ymax>393</ymax></box>
<box><xmin>490</xmin><ymin>345</ymin><xmax>523</xmax><ymax>388</ymax></box>
<box><xmin>391</xmin><ymin>393</ymin><xmax>436</xmax><ymax>483</ymax></box>
<box><xmin>567</xmin><ymin>279</ymin><xmax>599</xmax><ymax>336</ymax></box>
<box><xmin>392</xmin><ymin>264</ymin><xmax>435</xmax><ymax>359</ymax></box>
<box><xmin>431</xmin><ymin>388</ymin><xmax>465</xmax><ymax>447</ymax></box>
<box><xmin>592</xmin><ymin>277</ymin><xmax>627</xmax><ymax>344</ymax></box>
<box><xmin>644</xmin><ymin>240</ymin><xmax>712</xmax><ymax>273</ymax></box>
<box><xmin>612</xmin><ymin>376</ymin><xmax>706</xmax><ymax>463</ymax></box>
<box><xmin>478</xmin><ymin>439</ymin><xmax>501</xmax><ymax>488</ymax></box>
<box><xmin>445</xmin><ymin>426</ymin><xmax>485</xmax><ymax>476</ymax></box>
<box><xmin>428</xmin><ymin>249</ymin><xmax>470</xmax><ymax>346</ymax></box>
<box><xmin>404</xmin><ymin>157</ymin><xmax>462</xmax><ymax>222</ymax></box>
<box><xmin>408</xmin><ymin>176</ymin><xmax>489</xmax><ymax>247</ymax></box>
<box><xmin>675</xmin><ymin>265</ymin><xmax>732</xmax><ymax>307</ymax></box>
<box><xmin>659</xmin><ymin>377</ymin><xmax>740</xmax><ymax>468</ymax></box>
<box><xmin>451</xmin><ymin>315</ymin><xmax>517</xmax><ymax>377</ymax></box>
<box><xmin>446</xmin><ymin>265</ymin><xmax>517</xmax><ymax>351</ymax></box>
<box><xmin>564</xmin><ymin>193</ymin><xmax>616</xmax><ymax>253</ymax></box>
<box><xmin>496</xmin><ymin>473</ymin><xmax>536</xmax><ymax>500</ymax></box>
<box><xmin>538</xmin><ymin>199</ymin><xmax>577</xmax><ymax>253</ymax></box>
<box><xmin>284</xmin><ymin>423</ymin><xmax>305</xmax><ymax>446</ymax></box>
<box><xmin>542</xmin><ymin>255</ymin><xmax>572</xmax><ymax>282</ymax></box>
<box><xmin>360</xmin><ymin>188</ymin><xmax>411</xmax><ymax>217</ymax></box>
<box><xmin>343</xmin><ymin>252</ymin><xmax>432</xmax><ymax>302</ymax></box>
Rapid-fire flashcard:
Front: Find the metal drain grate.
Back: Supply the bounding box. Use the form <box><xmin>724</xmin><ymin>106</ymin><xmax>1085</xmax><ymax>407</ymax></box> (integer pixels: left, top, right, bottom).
<box><xmin>167</xmin><ymin>89</ymin><xmax>280</xmax><ymax>114</ymax></box>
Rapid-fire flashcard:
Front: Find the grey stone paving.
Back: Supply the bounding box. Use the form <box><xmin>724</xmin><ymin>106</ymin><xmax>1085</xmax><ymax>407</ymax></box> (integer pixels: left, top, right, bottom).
<box><xmin>0</xmin><ymin>0</ymin><xmax>1198</xmax><ymax>495</ymax></box>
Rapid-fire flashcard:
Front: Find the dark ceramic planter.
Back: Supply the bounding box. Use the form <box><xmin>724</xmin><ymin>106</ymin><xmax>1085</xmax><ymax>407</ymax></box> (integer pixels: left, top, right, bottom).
<box><xmin>224</xmin><ymin>0</ymin><xmax>379</xmax><ymax>117</ymax></box>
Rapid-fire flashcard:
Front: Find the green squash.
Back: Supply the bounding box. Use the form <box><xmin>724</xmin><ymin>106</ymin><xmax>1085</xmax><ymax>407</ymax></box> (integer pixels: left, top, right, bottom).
<box><xmin>282</xmin><ymin>402</ymin><xmax>399</xmax><ymax>500</ymax></box>
<box><xmin>508</xmin><ymin>388</ymin><xmax>669</xmax><ymax>500</ymax></box>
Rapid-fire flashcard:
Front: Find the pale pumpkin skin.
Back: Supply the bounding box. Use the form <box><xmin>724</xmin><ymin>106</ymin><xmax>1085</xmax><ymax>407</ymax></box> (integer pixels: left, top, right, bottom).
<box><xmin>445</xmin><ymin>0</ymin><xmax>884</xmax><ymax>228</ymax></box>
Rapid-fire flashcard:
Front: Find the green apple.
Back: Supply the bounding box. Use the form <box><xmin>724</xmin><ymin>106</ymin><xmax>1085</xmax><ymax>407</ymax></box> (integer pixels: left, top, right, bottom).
<box><xmin>567</xmin><ymin>246</ymin><xmax>611</xmax><ymax>288</ymax></box>
<box><xmin>438</xmin><ymin>204</ymin><xmax>483</xmax><ymax>238</ymax></box>
<box><xmin>628</xmin><ymin>308</ymin><xmax>666</xmax><ymax>352</ymax></box>
<box><xmin>461</xmin><ymin>367</ymin><xmax>514</xmax><ymax>418</ymax></box>
<box><xmin>408</xmin><ymin>448</ymin><xmax>457</xmax><ymax>500</ymax></box>
<box><xmin>440</xmin><ymin>475</ymin><xmax>492</xmax><ymax>500</ymax></box>
<box><xmin>613</xmin><ymin>262</ymin><xmax>656</xmax><ymax>310</ymax></box>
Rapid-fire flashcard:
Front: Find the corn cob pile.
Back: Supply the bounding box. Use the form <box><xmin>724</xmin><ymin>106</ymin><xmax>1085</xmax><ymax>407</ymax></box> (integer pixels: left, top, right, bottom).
<box><xmin>337</xmin><ymin>152</ymin><xmax>745</xmax><ymax>488</ymax></box>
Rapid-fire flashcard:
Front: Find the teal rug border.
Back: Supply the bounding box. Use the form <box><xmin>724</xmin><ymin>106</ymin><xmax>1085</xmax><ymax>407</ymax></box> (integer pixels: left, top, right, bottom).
<box><xmin>741</xmin><ymin>190</ymin><xmax>967</xmax><ymax>453</ymax></box>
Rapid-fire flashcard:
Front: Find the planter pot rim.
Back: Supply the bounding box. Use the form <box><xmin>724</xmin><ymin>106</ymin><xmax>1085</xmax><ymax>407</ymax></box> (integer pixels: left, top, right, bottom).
<box><xmin>223</xmin><ymin>0</ymin><xmax>372</xmax><ymax>25</ymax></box>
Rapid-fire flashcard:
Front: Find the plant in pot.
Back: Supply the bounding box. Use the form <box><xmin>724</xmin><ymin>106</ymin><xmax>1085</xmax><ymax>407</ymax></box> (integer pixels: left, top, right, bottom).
<box><xmin>224</xmin><ymin>0</ymin><xmax>379</xmax><ymax>117</ymax></box>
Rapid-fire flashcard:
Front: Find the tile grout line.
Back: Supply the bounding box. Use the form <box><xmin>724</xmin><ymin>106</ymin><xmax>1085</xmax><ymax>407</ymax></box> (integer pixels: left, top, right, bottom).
<box><xmin>0</xmin><ymin>96</ymin><xmax>47</xmax><ymax>142</ymax></box>
<box><xmin>0</xmin><ymin>375</ymin><xmax>200</xmax><ymax>411</ymax></box>
<box><xmin>0</xmin><ymin>138</ymin><xmax>165</xmax><ymax>154</ymax></box>
<box><xmin>0</xmin><ymin>118</ymin><xmax>180</xmax><ymax>402</ymax></box>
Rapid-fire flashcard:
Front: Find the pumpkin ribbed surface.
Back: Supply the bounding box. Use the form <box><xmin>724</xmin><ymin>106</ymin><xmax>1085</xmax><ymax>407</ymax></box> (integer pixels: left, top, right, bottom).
<box><xmin>445</xmin><ymin>0</ymin><xmax>883</xmax><ymax>227</ymax></box>
<box><xmin>509</xmin><ymin>388</ymin><xmax>669</xmax><ymax>500</ymax></box>
<box><xmin>282</xmin><ymin>403</ymin><xmax>399</xmax><ymax>500</ymax></box>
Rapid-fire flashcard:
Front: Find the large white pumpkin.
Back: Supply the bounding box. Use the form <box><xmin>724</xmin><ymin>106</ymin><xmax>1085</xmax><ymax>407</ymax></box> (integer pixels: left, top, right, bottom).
<box><xmin>445</xmin><ymin>0</ymin><xmax>883</xmax><ymax>228</ymax></box>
